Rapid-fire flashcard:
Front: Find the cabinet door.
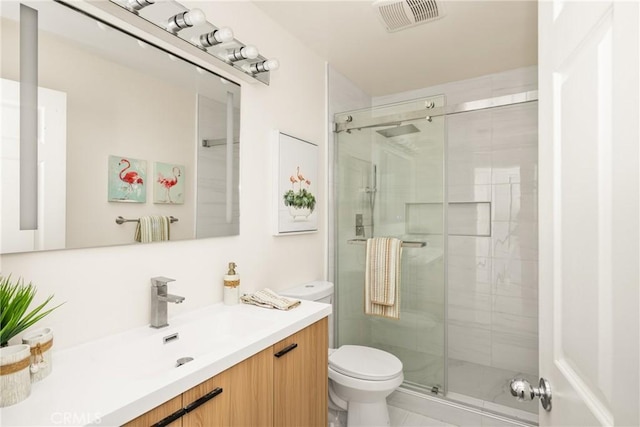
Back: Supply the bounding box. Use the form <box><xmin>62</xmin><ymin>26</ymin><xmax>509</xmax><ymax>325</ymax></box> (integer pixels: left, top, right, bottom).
<box><xmin>182</xmin><ymin>370</ymin><xmax>230</xmax><ymax>427</ymax></box>
<box><xmin>273</xmin><ymin>318</ymin><xmax>328</xmax><ymax>427</ymax></box>
<box><xmin>123</xmin><ymin>395</ymin><xmax>183</xmax><ymax>427</ymax></box>
<box><xmin>228</xmin><ymin>347</ymin><xmax>274</xmax><ymax>426</ymax></box>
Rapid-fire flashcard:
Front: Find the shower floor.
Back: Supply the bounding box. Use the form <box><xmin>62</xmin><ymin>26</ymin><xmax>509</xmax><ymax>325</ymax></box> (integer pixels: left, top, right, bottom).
<box><xmin>376</xmin><ymin>343</ymin><xmax>538</xmax><ymax>417</ymax></box>
<box><xmin>447</xmin><ymin>358</ymin><xmax>538</xmax><ymax>416</ymax></box>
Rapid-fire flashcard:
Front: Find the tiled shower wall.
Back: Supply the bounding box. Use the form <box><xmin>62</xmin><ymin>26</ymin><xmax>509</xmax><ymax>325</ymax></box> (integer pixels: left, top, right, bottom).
<box><xmin>447</xmin><ymin>103</ymin><xmax>538</xmax><ymax>378</ymax></box>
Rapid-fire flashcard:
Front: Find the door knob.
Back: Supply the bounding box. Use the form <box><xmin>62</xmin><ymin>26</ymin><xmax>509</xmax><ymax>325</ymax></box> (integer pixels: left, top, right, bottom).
<box><xmin>509</xmin><ymin>377</ymin><xmax>552</xmax><ymax>411</ymax></box>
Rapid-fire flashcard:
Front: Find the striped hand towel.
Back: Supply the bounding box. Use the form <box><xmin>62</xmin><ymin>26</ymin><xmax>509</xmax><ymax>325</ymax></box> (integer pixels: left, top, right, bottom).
<box><xmin>365</xmin><ymin>237</ymin><xmax>402</xmax><ymax>320</ymax></box>
<box><xmin>135</xmin><ymin>216</ymin><xmax>171</xmax><ymax>243</ymax></box>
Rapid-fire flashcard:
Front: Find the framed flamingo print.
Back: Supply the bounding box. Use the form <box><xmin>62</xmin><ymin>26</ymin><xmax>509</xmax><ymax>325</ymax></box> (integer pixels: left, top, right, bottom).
<box><xmin>273</xmin><ymin>131</ymin><xmax>318</xmax><ymax>235</ymax></box>
<box><xmin>108</xmin><ymin>155</ymin><xmax>147</xmax><ymax>203</ymax></box>
<box><xmin>154</xmin><ymin>162</ymin><xmax>185</xmax><ymax>204</ymax></box>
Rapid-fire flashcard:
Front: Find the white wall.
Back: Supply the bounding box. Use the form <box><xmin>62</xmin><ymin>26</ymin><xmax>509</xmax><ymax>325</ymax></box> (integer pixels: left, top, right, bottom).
<box><xmin>0</xmin><ymin>0</ymin><xmax>327</xmax><ymax>350</ymax></box>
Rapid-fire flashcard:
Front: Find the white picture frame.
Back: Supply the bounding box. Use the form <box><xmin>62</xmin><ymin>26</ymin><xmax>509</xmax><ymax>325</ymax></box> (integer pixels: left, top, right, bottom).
<box><xmin>273</xmin><ymin>131</ymin><xmax>319</xmax><ymax>235</ymax></box>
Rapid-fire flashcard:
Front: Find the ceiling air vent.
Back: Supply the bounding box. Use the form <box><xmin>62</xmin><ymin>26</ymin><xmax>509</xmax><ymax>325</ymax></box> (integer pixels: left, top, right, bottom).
<box><xmin>373</xmin><ymin>0</ymin><xmax>445</xmax><ymax>32</ymax></box>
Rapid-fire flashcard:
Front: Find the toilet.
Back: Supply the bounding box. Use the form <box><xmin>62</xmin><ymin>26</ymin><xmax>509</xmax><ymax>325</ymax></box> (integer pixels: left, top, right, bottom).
<box><xmin>281</xmin><ymin>281</ymin><xmax>404</xmax><ymax>427</ymax></box>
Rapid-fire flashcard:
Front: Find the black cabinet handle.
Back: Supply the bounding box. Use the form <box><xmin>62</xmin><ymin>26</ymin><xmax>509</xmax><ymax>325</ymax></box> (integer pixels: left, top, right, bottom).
<box><xmin>184</xmin><ymin>387</ymin><xmax>223</xmax><ymax>413</ymax></box>
<box><xmin>151</xmin><ymin>408</ymin><xmax>186</xmax><ymax>427</ymax></box>
<box><xmin>147</xmin><ymin>387</ymin><xmax>223</xmax><ymax>427</ymax></box>
<box><xmin>274</xmin><ymin>343</ymin><xmax>298</xmax><ymax>358</ymax></box>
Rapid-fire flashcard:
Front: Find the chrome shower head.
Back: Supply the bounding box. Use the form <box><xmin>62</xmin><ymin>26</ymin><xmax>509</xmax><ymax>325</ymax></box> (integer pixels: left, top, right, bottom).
<box><xmin>376</xmin><ymin>124</ymin><xmax>420</xmax><ymax>138</ymax></box>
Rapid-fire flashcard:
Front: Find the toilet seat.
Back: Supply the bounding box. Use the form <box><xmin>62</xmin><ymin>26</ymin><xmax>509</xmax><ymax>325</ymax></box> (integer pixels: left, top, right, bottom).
<box><xmin>329</xmin><ymin>345</ymin><xmax>403</xmax><ymax>381</ymax></box>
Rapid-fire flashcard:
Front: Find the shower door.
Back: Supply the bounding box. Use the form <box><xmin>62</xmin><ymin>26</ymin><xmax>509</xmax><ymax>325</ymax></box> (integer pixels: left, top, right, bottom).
<box><xmin>334</xmin><ymin>96</ymin><xmax>446</xmax><ymax>393</ymax></box>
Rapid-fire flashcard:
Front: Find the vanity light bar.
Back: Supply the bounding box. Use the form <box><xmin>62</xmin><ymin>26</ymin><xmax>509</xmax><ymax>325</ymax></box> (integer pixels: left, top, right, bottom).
<box><xmin>108</xmin><ymin>0</ymin><xmax>277</xmax><ymax>85</ymax></box>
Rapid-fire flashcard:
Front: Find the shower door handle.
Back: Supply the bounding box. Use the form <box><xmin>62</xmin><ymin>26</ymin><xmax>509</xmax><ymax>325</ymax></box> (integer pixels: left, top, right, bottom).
<box><xmin>509</xmin><ymin>378</ymin><xmax>552</xmax><ymax>411</ymax></box>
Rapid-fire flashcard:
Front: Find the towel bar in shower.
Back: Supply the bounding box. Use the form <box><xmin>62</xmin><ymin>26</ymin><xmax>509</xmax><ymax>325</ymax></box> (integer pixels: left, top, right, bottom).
<box><xmin>115</xmin><ymin>216</ymin><xmax>179</xmax><ymax>224</ymax></box>
<box><xmin>347</xmin><ymin>238</ymin><xmax>426</xmax><ymax>248</ymax></box>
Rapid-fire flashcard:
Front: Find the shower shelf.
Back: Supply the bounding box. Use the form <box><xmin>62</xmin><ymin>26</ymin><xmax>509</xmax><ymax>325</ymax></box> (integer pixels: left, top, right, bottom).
<box><xmin>347</xmin><ymin>238</ymin><xmax>426</xmax><ymax>248</ymax></box>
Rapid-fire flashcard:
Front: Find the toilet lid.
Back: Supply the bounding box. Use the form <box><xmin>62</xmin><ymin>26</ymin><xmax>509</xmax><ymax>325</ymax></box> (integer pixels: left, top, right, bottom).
<box><xmin>329</xmin><ymin>345</ymin><xmax>403</xmax><ymax>381</ymax></box>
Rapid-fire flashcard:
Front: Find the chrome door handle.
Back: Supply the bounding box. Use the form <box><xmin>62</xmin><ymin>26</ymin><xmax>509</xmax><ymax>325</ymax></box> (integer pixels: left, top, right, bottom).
<box><xmin>510</xmin><ymin>378</ymin><xmax>552</xmax><ymax>411</ymax></box>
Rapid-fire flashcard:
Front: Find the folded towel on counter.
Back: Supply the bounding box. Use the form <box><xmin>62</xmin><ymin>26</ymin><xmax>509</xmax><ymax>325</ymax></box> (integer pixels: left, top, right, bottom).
<box><xmin>240</xmin><ymin>288</ymin><xmax>301</xmax><ymax>310</ymax></box>
<box><xmin>365</xmin><ymin>237</ymin><xmax>402</xmax><ymax>320</ymax></box>
<box><xmin>135</xmin><ymin>216</ymin><xmax>171</xmax><ymax>243</ymax></box>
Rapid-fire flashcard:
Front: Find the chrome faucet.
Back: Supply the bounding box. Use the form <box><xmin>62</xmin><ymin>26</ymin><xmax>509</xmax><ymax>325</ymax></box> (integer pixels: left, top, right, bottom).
<box><xmin>150</xmin><ymin>276</ymin><xmax>185</xmax><ymax>328</ymax></box>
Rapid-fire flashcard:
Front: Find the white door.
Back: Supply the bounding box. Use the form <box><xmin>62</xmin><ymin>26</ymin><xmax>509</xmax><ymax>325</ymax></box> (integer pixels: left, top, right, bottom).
<box><xmin>0</xmin><ymin>78</ymin><xmax>67</xmax><ymax>253</ymax></box>
<box><xmin>538</xmin><ymin>1</ymin><xmax>639</xmax><ymax>426</ymax></box>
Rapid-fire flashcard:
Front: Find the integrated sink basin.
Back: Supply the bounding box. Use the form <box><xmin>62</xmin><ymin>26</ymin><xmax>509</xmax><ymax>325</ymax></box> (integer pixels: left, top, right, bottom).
<box><xmin>106</xmin><ymin>309</ymin><xmax>274</xmax><ymax>380</ymax></box>
<box><xmin>0</xmin><ymin>300</ymin><xmax>331</xmax><ymax>427</ymax></box>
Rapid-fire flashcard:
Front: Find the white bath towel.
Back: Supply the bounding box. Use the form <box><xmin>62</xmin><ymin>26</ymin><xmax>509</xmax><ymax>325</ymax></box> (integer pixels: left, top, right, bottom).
<box><xmin>135</xmin><ymin>216</ymin><xmax>170</xmax><ymax>243</ymax></box>
<box><xmin>365</xmin><ymin>237</ymin><xmax>402</xmax><ymax>319</ymax></box>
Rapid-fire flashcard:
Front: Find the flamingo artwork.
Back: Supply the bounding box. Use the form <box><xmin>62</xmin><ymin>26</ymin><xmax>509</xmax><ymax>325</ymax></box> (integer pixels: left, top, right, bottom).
<box><xmin>119</xmin><ymin>159</ymin><xmax>144</xmax><ymax>188</ymax></box>
<box><xmin>154</xmin><ymin>162</ymin><xmax>185</xmax><ymax>204</ymax></box>
<box><xmin>108</xmin><ymin>156</ymin><xmax>147</xmax><ymax>202</ymax></box>
<box><xmin>157</xmin><ymin>166</ymin><xmax>182</xmax><ymax>203</ymax></box>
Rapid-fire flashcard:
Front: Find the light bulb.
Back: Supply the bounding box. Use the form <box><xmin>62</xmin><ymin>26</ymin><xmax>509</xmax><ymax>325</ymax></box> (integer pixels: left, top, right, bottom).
<box><xmin>197</xmin><ymin>27</ymin><xmax>234</xmax><ymax>48</ymax></box>
<box><xmin>166</xmin><ymin>8</ymin><xmax>207</xmax><ymax>33</ymax></box>
<box><xmin>248</xmin><ymin>58</ymin><xmax>280</xmax><ymax>74</ymax></box>
<box><xmin>264</xmin><ymin>59</ymin><xmax>280</xmax><ymax>71</ymax></box>
<box><xmin>184</xmin><ymin>8</ymin><xmax>205</xmax><ymax>26</ymax></box>
<box><xmin>227</xmin><ymin>45</ymin><xmax>259</xmax><ymax>62</ymax></box>
<box><xmin>242</xmin><ymin>45</ymin><xmax>259</xmax><ymax>60</ymax></box>
<box><xmin>215</xmin><ymin>27</ymin><xmax>234</xmax><ymax>43</ymax></box>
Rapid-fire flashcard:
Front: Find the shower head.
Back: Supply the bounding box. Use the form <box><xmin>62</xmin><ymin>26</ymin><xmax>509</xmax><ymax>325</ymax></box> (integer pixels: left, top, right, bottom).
<box><xmin>376</xmin><ymin>123</ymin><xmax>420</xmax><ymax>138</ymax></box>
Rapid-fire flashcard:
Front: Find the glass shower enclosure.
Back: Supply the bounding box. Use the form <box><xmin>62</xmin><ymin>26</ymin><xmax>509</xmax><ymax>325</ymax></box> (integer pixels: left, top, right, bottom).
<box><xmin>334</xmin><ymin>95</ymin><xmax>447</xmax><ymax>393</ymax></box>
<box><xmin>333</xmin><ymin>92</ymin><xmax>540</xmax><ymax>419</ymax></box>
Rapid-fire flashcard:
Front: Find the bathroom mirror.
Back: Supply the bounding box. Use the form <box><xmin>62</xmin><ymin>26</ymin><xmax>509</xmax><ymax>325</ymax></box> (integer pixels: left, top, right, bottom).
<box><xmin>0</xmin><ymin>0</ymin><xmax>240</xmax><ymax>254</ymax></box>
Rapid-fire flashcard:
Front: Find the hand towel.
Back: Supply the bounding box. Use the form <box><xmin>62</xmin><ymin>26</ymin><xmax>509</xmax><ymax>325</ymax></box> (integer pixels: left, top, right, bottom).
<box><xmin>135</xmin><ymin>216</ymin><xmax>171</xmax><ymax>243</ymax></box>
<box><xmin>240</xmin><ymin>288</ymin><xmax>301</xmax><ymax>310</ymax></box>
<box><xmin>365</xmin><ymin>237</ymin><xmax>402</xmax><ymax>319</ymax></box>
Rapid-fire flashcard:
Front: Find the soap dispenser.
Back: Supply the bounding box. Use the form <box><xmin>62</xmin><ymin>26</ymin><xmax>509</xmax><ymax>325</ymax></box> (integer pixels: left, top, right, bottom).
<box><xmin>223</xmin><ymin>262</ymin><xmax>240</xmax><ymax>305</ymax></box>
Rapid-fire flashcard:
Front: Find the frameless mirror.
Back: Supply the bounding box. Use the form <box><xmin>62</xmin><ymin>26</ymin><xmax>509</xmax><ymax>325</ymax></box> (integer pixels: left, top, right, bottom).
<box><xmin>0</xmin><ymin>1</ymin><xmax>240</xmax><ymax>254</ymax></box>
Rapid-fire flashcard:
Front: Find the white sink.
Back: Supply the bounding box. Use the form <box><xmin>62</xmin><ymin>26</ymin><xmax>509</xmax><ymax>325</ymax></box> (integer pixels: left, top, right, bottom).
<box><xmin>104</xmin><ymin>309</ymin><xmax>272</xmax><ymax>380</ymax></box>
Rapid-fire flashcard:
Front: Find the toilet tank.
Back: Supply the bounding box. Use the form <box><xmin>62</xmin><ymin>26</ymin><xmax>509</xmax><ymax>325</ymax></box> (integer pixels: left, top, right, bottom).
<box><xmin>281</xmin><ymin>281</ymin><xmax>334</xmax><ymax>347</ymax></box>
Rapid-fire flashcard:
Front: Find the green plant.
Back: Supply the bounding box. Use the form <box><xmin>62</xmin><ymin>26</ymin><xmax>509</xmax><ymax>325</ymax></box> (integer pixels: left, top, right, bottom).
<box><xmin>283</xmin><ymin>165</ymin><xmax>316</xmax><ymax>212</ymax></box>
<box><xmin>283</xmin><ymin>188</ymin><xmax>316</xmax><ymax>211</ymax></box>
<box><xmin>0</xmin><ymin>276</ymin><xmax>63</xmax><ymax>347</ymax></box>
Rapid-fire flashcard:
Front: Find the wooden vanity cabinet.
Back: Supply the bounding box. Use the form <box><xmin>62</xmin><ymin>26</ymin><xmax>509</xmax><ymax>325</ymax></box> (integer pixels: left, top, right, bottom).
<box><xmin>123</xmin><ymin>318</ymin><xmax>327</xmax><ymax>427</ymax></box>
<box><xmin>227</xmin><ymin>347</ymin><xmax>273</xmax><ymax>426</ymax></box>
<box><xmin>273</xmin><ymin>317</ymin><xmax>328</xmax><ymax>427</ymax></box>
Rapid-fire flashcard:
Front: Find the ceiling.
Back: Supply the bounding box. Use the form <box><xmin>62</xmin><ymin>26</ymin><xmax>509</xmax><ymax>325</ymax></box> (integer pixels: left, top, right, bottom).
<box><xmin>253</xmin><ymin>0</ymin><xmax>538</xmax><ymax>97</ymax></box>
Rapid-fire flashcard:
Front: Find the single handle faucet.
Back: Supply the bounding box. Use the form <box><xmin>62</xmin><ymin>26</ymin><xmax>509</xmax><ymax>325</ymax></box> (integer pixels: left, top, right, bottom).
<box><xmin>150</xmin><ymin>276</ymin><xmax>185</xmax><ymax>328</ymax></box>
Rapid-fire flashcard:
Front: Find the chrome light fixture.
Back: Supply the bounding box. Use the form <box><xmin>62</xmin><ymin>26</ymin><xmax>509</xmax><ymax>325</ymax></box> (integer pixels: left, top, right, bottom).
<box><xmin>109</xmin><ymin>0</ymin><xmax>278</xmax><ymax>84</ymax></box>
<box><xmin>248</xmin><ymin>58</ymin><xmax>280</xmax><ymax>74</ymax></box>
<box><xmin>226</xmin><ymin>45</ymin><xmax>259</xmax><ymax>62</ymax></box>
<box><xmin>126</xmin><ymin>0</ymin><xmax>154</xmax><ymax>14</ymax></box>
<box><xmin>166</xmin><ymin>8</ymin><xmax>205</xmax><ymax>33</ymax></box>
<box><xmin>196</xmin><ymin>27</ymin><xmax>234</xmax><ymax>48</ymax></box>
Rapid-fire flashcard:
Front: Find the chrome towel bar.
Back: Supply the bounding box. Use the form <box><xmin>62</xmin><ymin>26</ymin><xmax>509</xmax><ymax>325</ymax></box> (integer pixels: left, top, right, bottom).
<box><xmin>115</xmin><ymin>216</ymin><xmax>179</xmax><ymax>224</ymax></box>
<box><xmin>347</xmin><ymin>238</ymin><xmax>426</xmax><ymax>248</ymax></box>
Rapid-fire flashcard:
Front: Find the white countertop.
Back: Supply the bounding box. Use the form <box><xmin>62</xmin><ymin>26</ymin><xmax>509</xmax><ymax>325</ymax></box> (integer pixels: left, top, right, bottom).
<box><xmin>0</xmin><ymin>301</ymin><xmax>331</xmax><ymax>426</ymax></box>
